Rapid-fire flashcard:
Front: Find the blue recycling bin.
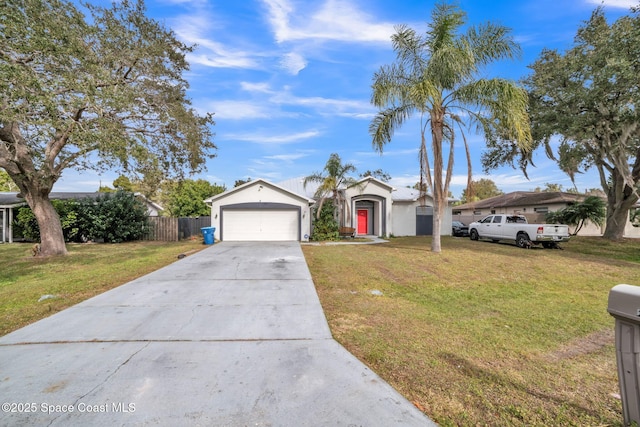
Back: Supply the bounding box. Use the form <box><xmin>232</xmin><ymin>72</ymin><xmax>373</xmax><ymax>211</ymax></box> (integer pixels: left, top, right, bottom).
<box><xmin>200</xmin><ymin>226</ymin><xmax>215</xmax><ymax>245</ymax></box>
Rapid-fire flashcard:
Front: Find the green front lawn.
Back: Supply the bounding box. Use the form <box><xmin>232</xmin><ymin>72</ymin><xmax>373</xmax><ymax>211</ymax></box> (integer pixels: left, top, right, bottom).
<box><xmin>0</xmin><ymin>240</ymin><xmax>205</xmax><ymax>336</ymax></box>
<box><xmin>302</xmin><ymin>236</ymin><xmax>640</xmax><ymax>426</ymax></box>
<box><xmin>2</xmin><ymin>235</ymin><xmax>638</xmax><ymax>425</ymax></box>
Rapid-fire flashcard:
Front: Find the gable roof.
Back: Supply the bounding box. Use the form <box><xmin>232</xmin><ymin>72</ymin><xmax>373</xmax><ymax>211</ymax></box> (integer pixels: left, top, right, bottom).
<box><xmin>275</xmin><ymin>177</ymin><xmax>441</xmax><ymax>203</ymax></box>
<box><xmin>355</xmin><ymin>176</ymin><xmax>395</xmax><ymax>191</ymax></box>
<box><xmin>204</xmin><ymin>178</ymin><xmax>315</xmax><ymax>204</ymax></box>
<box><xmin>455</xmin><ymin>191</ymin><xmax>586</xmax><ymax>210</ymax></box>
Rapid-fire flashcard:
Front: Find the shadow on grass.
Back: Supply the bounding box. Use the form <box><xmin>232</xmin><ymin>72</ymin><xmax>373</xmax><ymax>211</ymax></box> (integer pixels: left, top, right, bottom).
<box><xmin>439</xmin><ymin>351</ymin><xmax>607</xmax><ymax>421</ymax></box>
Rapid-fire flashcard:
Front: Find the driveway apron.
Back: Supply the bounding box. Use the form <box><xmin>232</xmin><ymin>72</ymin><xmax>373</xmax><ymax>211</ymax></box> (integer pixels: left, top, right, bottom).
<box><xmin>0</xmin><ymin>241</ymin><xmax>435</xmax><ymax>426</ymax></box>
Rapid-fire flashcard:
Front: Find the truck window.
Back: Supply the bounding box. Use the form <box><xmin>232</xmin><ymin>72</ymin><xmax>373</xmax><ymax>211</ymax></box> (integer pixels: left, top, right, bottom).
<box><xmin>492</xmin><ymin>216</ymin><xmax>502</xmax><ymax>223</ymax></box>
<box><xmin>480</xmin><ymin>216</ymin><xmax>493</xmax><ymax>223</ymax></box>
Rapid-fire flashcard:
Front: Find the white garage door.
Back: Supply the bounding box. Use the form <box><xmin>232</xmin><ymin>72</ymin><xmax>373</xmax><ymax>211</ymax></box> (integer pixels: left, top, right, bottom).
<box><xmin>223</xmin><ymin>209</ymin><xmax>299</xmax><ymax>241</ymax></box>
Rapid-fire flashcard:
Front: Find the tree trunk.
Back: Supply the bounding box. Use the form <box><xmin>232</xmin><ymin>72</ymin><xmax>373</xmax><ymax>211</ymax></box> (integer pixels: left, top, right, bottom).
<box><xmin>430</xmin><ymin>108</ymin><xmax>445</xmax><ymax>253</ymax></box>
<box><xmin>603</xmin><ymin>198</ymin><xmax>636</xmax><ymax>240</ymax></box>
<box><xmin>1</xmin><ymin>122</ymin><xmax>67</xmax><ymax>256</ymax></box>
<box><xmin>25</xmin><ymin>191</ymin><xmax>67</xmax><ymax>256</ymax></box>
<box><xmin>602</xmin><ymin>171</ymin><xmax>639</xmax><ymax>240</ymax></box>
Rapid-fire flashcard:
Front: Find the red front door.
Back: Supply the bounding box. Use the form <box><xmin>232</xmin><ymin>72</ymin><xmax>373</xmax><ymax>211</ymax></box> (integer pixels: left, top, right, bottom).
<box><xmin>357</xmin><ymin>210</ymin><xmax>368</xmax><ymax>234</ymax></box>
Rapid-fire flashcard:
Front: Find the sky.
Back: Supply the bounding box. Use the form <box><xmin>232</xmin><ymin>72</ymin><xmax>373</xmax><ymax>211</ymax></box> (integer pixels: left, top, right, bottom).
<box><xmin>54</xmin><ymin>0</ymin><xmax>638</xmax><ymax>199</ymax></box>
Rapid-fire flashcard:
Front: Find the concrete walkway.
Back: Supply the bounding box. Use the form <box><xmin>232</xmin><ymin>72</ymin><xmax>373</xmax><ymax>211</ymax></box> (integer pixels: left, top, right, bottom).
<box><xmin>0</xmin><ymin>241</ymin><xmax>435</xmax><ymax>426</ymax></box>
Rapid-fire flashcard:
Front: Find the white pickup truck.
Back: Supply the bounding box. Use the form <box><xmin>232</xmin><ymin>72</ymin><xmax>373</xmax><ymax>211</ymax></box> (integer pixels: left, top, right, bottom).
<box><xmin>468</xmin><ymin>214</ymin><xmax>570</xmax><ymax>249</ymax></box>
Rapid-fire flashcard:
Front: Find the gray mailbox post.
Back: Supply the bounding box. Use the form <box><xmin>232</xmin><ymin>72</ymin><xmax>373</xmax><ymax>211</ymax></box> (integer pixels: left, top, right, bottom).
<box><xmin>608</xmin><ymin>284</ymin><xmax>640</xmax><ymax>425</ymax></box>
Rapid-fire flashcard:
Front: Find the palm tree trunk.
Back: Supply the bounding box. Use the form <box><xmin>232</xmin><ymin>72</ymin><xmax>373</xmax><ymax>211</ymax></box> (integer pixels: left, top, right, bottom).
<box><xmin>430</xmin><ymin>108</ymin><xmax>446</xmax><ymax>253</ymax></box>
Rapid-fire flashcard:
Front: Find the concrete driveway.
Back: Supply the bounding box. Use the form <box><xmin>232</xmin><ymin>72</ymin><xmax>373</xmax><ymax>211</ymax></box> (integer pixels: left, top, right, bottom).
<box><xmin>0</xmin><ymin>241</ymin><xmax>435</xmax><ymax>426</ymax></box>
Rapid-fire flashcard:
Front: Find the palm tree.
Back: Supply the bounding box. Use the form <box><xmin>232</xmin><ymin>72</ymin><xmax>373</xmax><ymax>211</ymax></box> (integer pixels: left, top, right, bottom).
<box><xmin>304</xmin><ymin>153</ymin><xmax>357</xmax><ymax>224</ymax></box>
<box><xmin>370</xmin><ymin>2</ymin><xmax>531</xmax><ymax>252</ymax></box>
<box><xmin>546</xmin><ymin>196</ymin><xmax>606</xmax><ymax>236</ymax></box>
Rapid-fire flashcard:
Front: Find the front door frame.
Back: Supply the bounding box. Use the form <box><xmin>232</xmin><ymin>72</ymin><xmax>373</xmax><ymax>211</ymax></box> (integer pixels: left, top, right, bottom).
<box><xmin>352</xmin><ymin>195</ymin><xmax>386</xmax><ymax>237</ymax></box>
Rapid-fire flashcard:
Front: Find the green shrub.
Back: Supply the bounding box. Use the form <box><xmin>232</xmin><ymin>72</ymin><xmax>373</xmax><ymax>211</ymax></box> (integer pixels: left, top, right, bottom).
<box><xmin>311</xmin><ymin>199</ymin><xmax>339</xmax><ymax>241</ymax></box>
<box><xmin>13</xmin><ymin>192</ymin><xmax>150</xmax><ymax>243</ymax></box>
<box><xmin>15</xmin><ymin>199</ymin><xmax>81</xmax><ymax>242</ymax></box>
<box><xmin>80</xmin><ymin>192</ymin><xmax>150</xmax><ymax>243</ymax></box>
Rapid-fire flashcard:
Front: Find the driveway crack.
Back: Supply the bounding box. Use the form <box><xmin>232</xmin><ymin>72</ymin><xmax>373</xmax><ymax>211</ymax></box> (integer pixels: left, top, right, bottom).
<box><xmin>45</xmin><ymin>341</ymin><xmax>150</xmax><ymax>426</ymax></box>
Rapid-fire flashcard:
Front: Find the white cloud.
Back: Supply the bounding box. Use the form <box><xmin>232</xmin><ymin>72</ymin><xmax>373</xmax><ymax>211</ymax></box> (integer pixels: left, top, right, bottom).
<box><xmin>280</xmin><ymin>52</ymin><xmax>308</xmax><ymax>75</ymax></box>
<box><xmin>246</xmin><ymin>167</ymin><xmax>284</xmax><ymax>180</ymax></box>
<box><xmin>262</xmin><ymin>0</ymin><xmax>396</xmax><ymax>44</ymax></box>
<box><xmin>225</xmin><ymin>130</ymin><xmax>321</xmax><ymax>144</ymax></box>
<box><xmin>186</xmin><ymin>53</ymin><xmax>257</xmax><ymax>69</ymax></box>
<box><xmin>240</xmin><ymin>82</ymin><xmax>273</xmax><ymax>93</ymax></box>
<box><xmin>172</xmin><ymin>13</ymin><xmax>259</xmax><ymax>69</ymax></box>
<box><xmin>264</xmin><ymin>153</ymin><xmax>310</xmax><ymax>161</ymax></box>
<box><xmin>271</xmin><ymin>91</ymin><xmax>374</xmax><ymax>117</ymax></box>
<box><xmin>585</xmin><ymin>0</ymin><xmax>637</xmax><ymax>8</ymax></box>
<box><xmin>201</xmin><ymin>86</ymin><xmax>374</xmax><ymax>121</ymax></box>
<box><xmin>205</xmin><ymin>101</ymin><xmax>273</xmax><ymax>120</ymax></box>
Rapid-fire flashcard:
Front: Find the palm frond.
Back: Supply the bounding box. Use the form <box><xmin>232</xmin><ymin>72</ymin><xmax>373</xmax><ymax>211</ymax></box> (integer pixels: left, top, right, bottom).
<box><xmin>465</xmin><ymin>21</ymin><xmax>521</xmax><ymax>66</ymax></box>
<box><xmin>427</xmin><ymin>3</ymin><xmax>465</xmax><ymax>54</ymax></box>
<box><xmin>369</xmin><ymin>105</ymin><xmax>416</xmax><ymax>152</ymax></box>
<box><xmin>456</xmin><ymin>78</ymin><xmax>532</xmax><ymax>150</ymax></box>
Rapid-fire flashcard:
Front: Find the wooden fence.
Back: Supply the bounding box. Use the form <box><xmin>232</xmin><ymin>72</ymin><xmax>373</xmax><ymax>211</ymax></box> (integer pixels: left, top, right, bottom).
<box><xmin>146</xmin><ymin>216</ymin><xmax>211</xmax><ymax>242</ymax></box>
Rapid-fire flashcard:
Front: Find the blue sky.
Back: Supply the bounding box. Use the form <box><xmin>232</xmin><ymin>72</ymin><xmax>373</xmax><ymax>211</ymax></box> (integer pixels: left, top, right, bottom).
<box><xmin>56</xmin><ymin>0</ymin><xmax>637</xmax><ymax>198</ymax></box>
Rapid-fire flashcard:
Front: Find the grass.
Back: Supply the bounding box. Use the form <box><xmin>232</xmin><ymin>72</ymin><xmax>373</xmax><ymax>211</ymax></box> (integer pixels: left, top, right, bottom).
<box><xmin>0</xmin><ymin>240</ymin><xmax>205</xmax><ymax>336</ymax></box>
<box><xmin>301</xmin><ymin>236</ymin><xmax>640</xmax><ymax>426</ymax></box>
<box><xmin>1</xmin><ymin>235</ymin><xmax>637</xmax><ymax>425</ymax></box>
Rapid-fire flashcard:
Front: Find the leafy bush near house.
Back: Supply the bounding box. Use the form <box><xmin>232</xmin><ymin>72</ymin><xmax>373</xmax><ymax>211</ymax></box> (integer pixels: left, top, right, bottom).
<box><xmin>81</xmin><ymin>192</ymin><xmax>150</xmax><ymax>243</ymax></box>
<box><xmin>14</xmin><ymin>192</ymin><xmax>150</xmax><ymax>243</ymax></box>
<box><xmin>16</xmin><ymin>199</ymin><xmax>81</xmax><ymax>242</ymax></box>
<box><xmin>311</xmin><ymin>199</ymin><xmax>339</xmax><ymax>241</ymax></box>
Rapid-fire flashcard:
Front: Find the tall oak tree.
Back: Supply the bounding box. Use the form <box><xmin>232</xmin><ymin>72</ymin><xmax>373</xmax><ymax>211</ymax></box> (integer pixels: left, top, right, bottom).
<box><xmin>0</xmin><ymin>0</ymin><xmax>215</xmax><ymax>255</ymax></box>
<box><xmin>485</xmin><ymin>7</ymin><xmax>640</xmax><ymax>239</ymax></box>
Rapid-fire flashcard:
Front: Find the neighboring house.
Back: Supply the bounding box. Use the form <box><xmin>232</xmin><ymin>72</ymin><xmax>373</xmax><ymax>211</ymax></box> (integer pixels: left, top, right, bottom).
<box><xmin>136</xmin><ymin>193</ymin><xmax>165</xmax><ymax>217</ymax></box>
<box><xmin>0</xmin><ymin>192</ymin><xmax>164</xmax><ymax>243</ymax></box>
<box><xmin>204</xmin><ymin>176</ymin><xmax>454</xmax><ymax>242</ymax></box>
<box><xmin>454</xmin><ymin>191</ymin><xmax>640</xmax><ymax>238</ymax></box>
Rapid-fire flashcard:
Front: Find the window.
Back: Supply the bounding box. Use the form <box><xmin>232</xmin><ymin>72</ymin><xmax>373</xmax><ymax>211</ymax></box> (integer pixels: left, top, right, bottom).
<box><xmin>534</xmin><ymin>207</ymin><xmax>549</xmax><ymax>213</ymax></box>
<box><xmin>416</xmin><ymin>206</ymin><xmax>433</xmax><ymax>215</ymax></box>
<box><xmin>507</xmin><ymin>215</ymin><xmax>527</xmax><ymax>224</ymax></box>
<box><xmin>492</xmin><ymin>215</ymin><xmax>502</xmax><ymax>223</ymax></box>
<box><xmin>473</xmin><ymin>210</ymin><xmax>482</xmax><ymax>215</ymax></box>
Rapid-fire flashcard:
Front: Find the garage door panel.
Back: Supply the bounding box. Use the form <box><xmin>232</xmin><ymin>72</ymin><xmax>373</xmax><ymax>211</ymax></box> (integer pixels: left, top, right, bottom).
<box><xmin>224</xmin><ymin>209</ymin><xmax>298</xmax><ymax>241</ymax></box>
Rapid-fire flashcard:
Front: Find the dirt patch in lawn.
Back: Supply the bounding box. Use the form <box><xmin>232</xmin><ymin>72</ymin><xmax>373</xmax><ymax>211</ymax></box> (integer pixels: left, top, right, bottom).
<box><xmin>546</xmin><ymin>328</ymin><xmax>615</xmax><ymax>362</ymax></box>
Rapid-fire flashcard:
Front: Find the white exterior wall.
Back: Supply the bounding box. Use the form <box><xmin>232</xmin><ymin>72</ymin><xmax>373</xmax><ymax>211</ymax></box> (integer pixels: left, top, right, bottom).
<box><xmin>392</xmin><ymin>202</ymin><xmax>416</xmax><ymax>236</ymax></box>
<box><xmin>391</xmin><ymin>201</ymin><xmax>454</xmax><ymax>237</ymax></box>
<box><xmin>441</xmin><ymin>203</ymin><xmax>453</xmax><ymax>236</ymax></box>
<box><xmin>209</xmin><ymin>181</ymin><xmax>312</xmax><ymax>241</ymax></box>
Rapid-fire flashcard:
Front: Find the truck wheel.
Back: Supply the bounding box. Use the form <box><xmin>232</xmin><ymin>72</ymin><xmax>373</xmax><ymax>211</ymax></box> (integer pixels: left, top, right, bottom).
<box><xmin>516</xmin><ymin>233</ymin><xmax>531</xmax><ymax>249</ymax></box>
<box><xmin>469</xmin><ymin>229</ymin><xmax>479</xmax><ymax>241</ymax></box>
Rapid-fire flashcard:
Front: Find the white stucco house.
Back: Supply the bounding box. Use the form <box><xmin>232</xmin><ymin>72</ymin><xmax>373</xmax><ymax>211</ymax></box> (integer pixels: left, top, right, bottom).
<box><xmin>204</xmin><ymin>177</ymin><xmax>454</xmax><ymax>242</ymax></box>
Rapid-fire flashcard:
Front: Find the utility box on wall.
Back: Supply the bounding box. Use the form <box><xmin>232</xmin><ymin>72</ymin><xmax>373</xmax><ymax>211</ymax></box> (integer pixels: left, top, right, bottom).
<box><xmin>608</xmin><ymin>284</ymin><xmax>640</xmax><ymax>426</ymax></box>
